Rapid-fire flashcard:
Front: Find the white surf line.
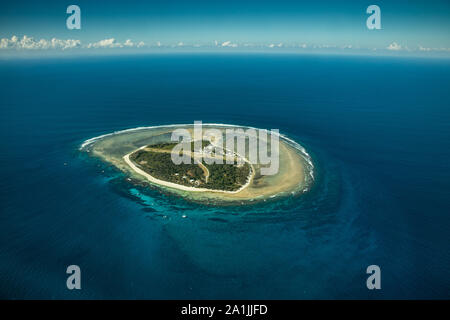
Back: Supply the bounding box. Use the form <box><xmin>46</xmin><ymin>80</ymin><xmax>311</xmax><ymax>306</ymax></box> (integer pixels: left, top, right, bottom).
<box><xmin>80</xmin><ymin>122</ymin><xmax>312</xmax><ymax>183</ymax></box>
<box><xmin>123</xmin><ymin>146</ymin><xmax>254</xmax><ymax>194</ymax></box>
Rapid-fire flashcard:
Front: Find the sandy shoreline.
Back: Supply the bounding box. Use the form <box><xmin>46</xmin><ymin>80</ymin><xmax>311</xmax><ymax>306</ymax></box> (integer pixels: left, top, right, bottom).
<box><xmin>123</xmin><ymin>146</ymin><xmax>255</xmax><ymax>194</ymax></box>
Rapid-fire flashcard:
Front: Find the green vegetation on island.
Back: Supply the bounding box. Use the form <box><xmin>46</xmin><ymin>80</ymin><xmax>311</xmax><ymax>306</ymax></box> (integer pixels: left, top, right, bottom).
<box><xmin>204</xmin><ymin>162</ymin><xmax>250</xmax><ymax>191</ymax></box>
<box><xmin>129</xmin><ymin>142</ymin><xmax>251</xmax><ymax>191</ymax></box>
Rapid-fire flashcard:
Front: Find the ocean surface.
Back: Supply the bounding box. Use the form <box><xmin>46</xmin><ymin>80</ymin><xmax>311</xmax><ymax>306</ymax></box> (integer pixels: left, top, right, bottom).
<box><xmin>0</xmin><ymin>54</ymin><xmax>449</xmax><ymax>299</ymax></box>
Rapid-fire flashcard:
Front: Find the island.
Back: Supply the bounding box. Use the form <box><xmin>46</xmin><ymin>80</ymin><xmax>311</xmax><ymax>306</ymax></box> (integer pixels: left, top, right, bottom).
<box><xmin>125</xmin><ymin>141</ymin><xmax>252</xmax><ymax>193</ymax></box>
<box><xmin>80</xmin><ymin>123</ymin><xmax>314</xmax><ymax>204</ymax></box>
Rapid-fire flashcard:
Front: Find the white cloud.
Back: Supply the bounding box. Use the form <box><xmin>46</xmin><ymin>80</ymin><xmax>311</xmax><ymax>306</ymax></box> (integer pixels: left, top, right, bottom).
<box><xmin>86</xmin><ymin>38</ymin><xmax>123</xmax><ymax>48</ymax></box>
<box><xmin>419</xmin><ymin>46</ymin><xmax>431</xmax><ymax>52</ymax></box>
<box><xmin>50</xmin><ymin>38</ymin><xmax>81</xmax><ymax>49</ymax></box>
<box><xmin>268</xmin><ymin>43</ymin><xmax>283</xmax><ymax>48</ymax></box>
<box><xmin>418</xmin><ymin>45</ymin><xmax>450</xmax><ymax>52</ymax></box>
<box><xmin>0</xmin><ymin>35</ymin><xmax>147</xmax><ymax>51</ymax></box>
<box><xmin>387</xmin><ymin>42</ymin><xmax>402</xmax><ymax>51</ymax></box>
<box><xmin>221</xmin><ymin>41</ymin><xmax>238</xmax><ymax>48</ymax></box>
<box><xmin>0</xmin><ymin>35</ymin><xmax>81</xmax><ymax>50</ymax></box>
<box><xmin>312</xmin><ymin>44</ymin><xmax>337</xmax><ymax>49</ymax></box>
<box><xmin>121</xmin><ymin>39</ymin><xmax>145</xmax><ymax>48</ymax></box>
<box><xmin>2</xmin><ymin>35</ymin><xmax>448</xmax><ymax>55</ymax></box>
<box><xmin>123</xmin><ymin>39</ymin><xmax>134</xmax><ymax>47</ymax></box>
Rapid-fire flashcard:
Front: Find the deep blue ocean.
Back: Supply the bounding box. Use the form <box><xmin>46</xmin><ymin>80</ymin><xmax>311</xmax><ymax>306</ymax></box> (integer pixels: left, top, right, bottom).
<box><xmin>0</xmin><ymin>54</ymin><xmax>449</xmax><ymax>299</ymax></box>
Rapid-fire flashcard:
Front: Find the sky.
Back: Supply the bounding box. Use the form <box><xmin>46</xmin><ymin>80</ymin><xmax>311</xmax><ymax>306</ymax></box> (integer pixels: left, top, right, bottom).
<box><xmin>1</xmin><ymin>0</ymin><xmax>449</xmax><ymax>56</ymax></box>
